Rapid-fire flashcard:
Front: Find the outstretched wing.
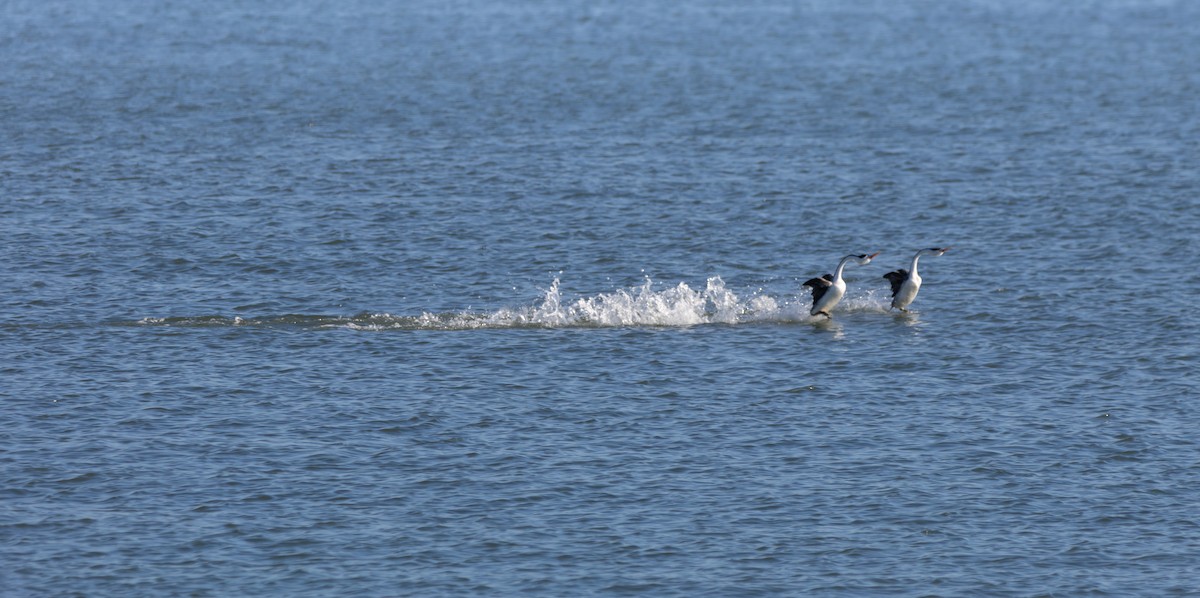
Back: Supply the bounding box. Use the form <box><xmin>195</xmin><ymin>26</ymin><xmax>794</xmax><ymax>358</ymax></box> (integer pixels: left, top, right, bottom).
<box><xmin>882</xmin><ymin>270</ymin><xmax>908</xmax><ymax>298</ymax></box>
<box><xmin>803</xmin><ymin>274</ymin><xmax>834</xmax><ymax>306</ymax></box>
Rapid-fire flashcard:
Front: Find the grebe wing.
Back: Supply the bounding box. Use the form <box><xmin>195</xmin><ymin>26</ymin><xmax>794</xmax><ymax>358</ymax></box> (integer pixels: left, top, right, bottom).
<box><xmin>803</xmin><ymin>274</ymin><xmax>834</xmax><ymax>305</ymax></box>
<box><xmin>882</xmin><ymin>270</ymin><xmax>908</xmax><ymax>298</ymax></box>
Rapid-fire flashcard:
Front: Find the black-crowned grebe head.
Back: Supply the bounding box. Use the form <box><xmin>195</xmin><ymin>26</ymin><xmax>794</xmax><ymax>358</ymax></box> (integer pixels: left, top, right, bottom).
<box><xmin>854</xmin><ymin>251</ymin><xmax>881</xmax><ymax>265</ymax></box>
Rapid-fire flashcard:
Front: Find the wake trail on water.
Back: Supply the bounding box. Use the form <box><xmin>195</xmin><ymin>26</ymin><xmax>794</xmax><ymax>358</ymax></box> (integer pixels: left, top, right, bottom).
<box><xmin>130</xmin><ymin>277</ymin><xmax>892</xmax><ymax>331</ymax></box>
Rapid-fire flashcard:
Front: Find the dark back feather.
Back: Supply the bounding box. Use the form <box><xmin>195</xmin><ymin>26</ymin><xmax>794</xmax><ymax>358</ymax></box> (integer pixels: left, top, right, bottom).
<box><xmin>803</xmin><ymin>274</ymin><xmax>834</xmax><ymax>306</ymax></box>
<box><xmin>882</xmin><ymin>270</ymin><xmax>908</xmax><ymax>297</ymax></box>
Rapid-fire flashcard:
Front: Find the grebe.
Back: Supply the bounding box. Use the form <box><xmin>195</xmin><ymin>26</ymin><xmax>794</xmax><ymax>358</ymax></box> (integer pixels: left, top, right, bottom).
<box><xmin>803</xmin><ymin>252</ymin><xmax>879</xmax><ymax>317</ymax></box>
<box><xmin>883</xmin><ymin>247</ymin><xmax>951</xmax><ymax>312</ymax></box>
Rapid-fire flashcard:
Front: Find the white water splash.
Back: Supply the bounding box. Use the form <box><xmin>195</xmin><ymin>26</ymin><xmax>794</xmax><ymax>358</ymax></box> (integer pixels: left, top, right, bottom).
<box><xmin>418</xmin><ymin>276</ymin><xmax>887</xmax><ymax>330</ymax></box>
<box><xmin>514</xmin><ymin>277</ymin><xmax>729</xmax><ymax>327</ymax></box>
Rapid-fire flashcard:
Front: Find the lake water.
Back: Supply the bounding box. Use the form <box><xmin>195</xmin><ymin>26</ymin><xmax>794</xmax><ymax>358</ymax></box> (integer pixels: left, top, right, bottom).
<box><xmin>3</xmin><ymin>0</ymin><xmax>1199</xmax><ymax>595</ymax></box>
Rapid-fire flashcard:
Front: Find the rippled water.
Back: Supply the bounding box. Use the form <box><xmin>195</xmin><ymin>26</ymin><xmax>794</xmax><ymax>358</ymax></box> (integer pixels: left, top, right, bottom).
<box><xmin>3</xmin><ymin>0</ymin><xmax>1199</xmax><ymax>595</ymax></box>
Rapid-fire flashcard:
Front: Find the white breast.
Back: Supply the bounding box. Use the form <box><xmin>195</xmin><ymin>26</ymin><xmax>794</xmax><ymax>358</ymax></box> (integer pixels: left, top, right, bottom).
<box><xmin>812</xmin><ymin>279</ymin><xmax>847</xmax><ymax>316</ymax></box>
<box><xmin>892</xmin><ymin>274</ymin><xmax>922</xmax><ymax>309</ymax></box>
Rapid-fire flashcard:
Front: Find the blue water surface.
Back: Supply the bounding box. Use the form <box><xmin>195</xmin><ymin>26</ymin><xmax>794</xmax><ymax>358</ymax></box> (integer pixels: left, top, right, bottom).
<box><xmin>3</xmin><ymin>0</ymin><xmax>1199</xmax><ymax>595</ymax></box>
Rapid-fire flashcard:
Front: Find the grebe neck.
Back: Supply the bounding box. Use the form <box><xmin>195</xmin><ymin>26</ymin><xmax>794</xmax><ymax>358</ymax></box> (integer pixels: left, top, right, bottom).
<box><xmin>908</xmin><ymin>251</ymin><xmax>924</xmax><ymax>278</ymax></box>
<box><xmin>833</xmin><ymin>255</ymin><xmax>855</xmax><ymax>281</ymax></box>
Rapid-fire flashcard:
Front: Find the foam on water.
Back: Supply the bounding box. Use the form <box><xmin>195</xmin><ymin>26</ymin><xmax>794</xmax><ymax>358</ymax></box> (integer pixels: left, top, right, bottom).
<box><xmin>129</xmin><ymin>277</ymin><xmax>895</xmax><ymax>331</ymax></box>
